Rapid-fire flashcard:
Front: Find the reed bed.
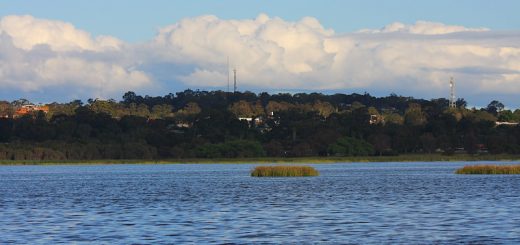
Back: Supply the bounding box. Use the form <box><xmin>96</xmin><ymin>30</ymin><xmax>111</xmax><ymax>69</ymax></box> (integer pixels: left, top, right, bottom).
<box><xmin>2</xmin><ymin>153</ymin><xmax>520</xmax><ymax>165</ymax></box>
<box><xmin>251</xmin><ymin>166</ymin><xmax>319</xmax><ymax>177</ymax></box>
<box><xmin>455</xmin><ymin>164</ymin><xmax>520</xmax><ymax>174</ymax></box>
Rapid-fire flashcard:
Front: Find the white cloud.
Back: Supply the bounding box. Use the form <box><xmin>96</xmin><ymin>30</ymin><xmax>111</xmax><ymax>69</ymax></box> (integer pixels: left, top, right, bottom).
<box><xmin>0</xmin><ymin>14</ymin><xmax>520</xmax><ymax>106</ymax></box>
<box><xmin>0</xmin><ymin>15</ymin><xmax>151</xmax><ymax>99</ymax></box>
<box><xmin>0</xmin><ymin>15</ymin><xmax>123</xmax><ymax>52</ymax></box>
<box><xmin>358</xmin><ymin>21</ymin><xmax>489</xmax><ymax>35</ymax></box>
<box><xmin>37</xmin><ymin>57</ymin><xmax>150</xmax><ymax>92</ymax></box>
<box><xmin>147</xmin><ymin>15</ymin><xmax>520</xmax><ymax>103</ymax></box>
<box><xmin>179</xmin><ymin>68</ymin><xmax>227</xmax><ymax>87</ymax></box>
<box><xmin>148</xmin><ymin>14</ymin><xmax>336</xmax><ymax>87</ymax></box>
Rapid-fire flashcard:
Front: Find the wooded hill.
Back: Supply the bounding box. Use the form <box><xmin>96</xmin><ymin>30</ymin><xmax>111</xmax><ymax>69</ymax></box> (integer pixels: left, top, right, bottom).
<box><xmin>0</xmin><ymin>90</ymin><xmax>519</xmax><ymax>160</ymax></box>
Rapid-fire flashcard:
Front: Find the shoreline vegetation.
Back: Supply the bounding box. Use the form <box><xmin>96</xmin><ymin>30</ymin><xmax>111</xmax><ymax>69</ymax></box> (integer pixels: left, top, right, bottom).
<box><xmin>1</xmin><ymin>154</ymin><xmax>519</xmax><ymax>166</ymax></box>
<box><xmin>456</xmin><ymin>164</ymin><xmax>520</xmax><ymax>174</ymax></box>
<box><xmin>2</xmin><ymin>90</ymin><xmax>520</xmax><ymax>164</ymax></box>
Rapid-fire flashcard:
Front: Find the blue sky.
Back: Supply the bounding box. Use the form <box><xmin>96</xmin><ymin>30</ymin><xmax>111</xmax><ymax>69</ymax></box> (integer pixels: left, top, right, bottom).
<box><xmin>0</xmin><ymin>0</ymin><xmax>520</xmax><ymax>107</ymax></box>
<box><xmin>2</xmin><ymin>0</ymin><xmax>519</xmax><ymax>42</ymax></box>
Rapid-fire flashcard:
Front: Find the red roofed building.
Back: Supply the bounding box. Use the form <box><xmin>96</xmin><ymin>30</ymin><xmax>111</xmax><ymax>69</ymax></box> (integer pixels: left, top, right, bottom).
<box><xmin>14</xmin><ymin>104</ymin><xmax>49</xmax><ymax>118</ymax></box>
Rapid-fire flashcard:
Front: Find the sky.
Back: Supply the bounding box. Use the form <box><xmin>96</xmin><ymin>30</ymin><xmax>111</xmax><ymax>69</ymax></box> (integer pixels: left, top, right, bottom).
<box><xmin>0</xmin><ymin>0</ymin><xmax>519</xmax><ymax>108</ymax></box>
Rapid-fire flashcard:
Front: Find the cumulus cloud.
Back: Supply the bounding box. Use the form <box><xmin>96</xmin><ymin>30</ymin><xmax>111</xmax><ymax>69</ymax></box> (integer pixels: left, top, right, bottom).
<box><xmin>146</xmin><ymin>15</ymin><xmax>520</xmax><ymax>105</ymax></box>
<box><xmin>0</xmin><ymin>15</ymin><xmax>122</xmax><ymax>52</ymax></box>
<box><xmin>0</xmin><ymin>15</ymin><xmax>151</xmax><ymax>100</ymax></box>
<box><xmin>1</xmin><ymin>14</ymin><xmax>520</xmax><ymax>106</ymax></box>
<box><xmin>147</xmin><ymin>14</ymin><xmax>336</xmax><ymax>88</ymax></box>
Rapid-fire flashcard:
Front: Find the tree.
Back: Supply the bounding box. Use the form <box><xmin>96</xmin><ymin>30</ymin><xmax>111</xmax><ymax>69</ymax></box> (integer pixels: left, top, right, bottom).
<box><xmin>195</xmin><ymin>140</ymin><xmax>265</xmax><ymax>158</ymax></box>
<box><xmin>513</xmin><ymin>109</ymin><xmax>520</xmax><ymax>122</ymax></box>
<box><xmin>151</xmin><ymin>104</ymin><xmax>173</xmax><ymax>119</ymax></box>
<box><xmin>11</xmin><ymin>98</ymin><xmax>31</xmax><ymax>107</ymax></box>
<box><xmin>463</xmin><ymin>131</ymin><xmax>478</xmax><ymax>154</ymax></box>
<box><xmin>368</xmin><ymin>134</ymin><xmax>391</xmax><ymax>156</ymax></box>
<box><xmin>122</xmin><ymin>91</ymin><xmax>142</xmax><ymax>105</ymax></box>
<box><xmin>47</xmin><ymin>100</ymin><xmax>82</xmax><ymax>118</ymax></box>
<box><xmin>312</xmin><ymin>100</ymin><xmax>335</xmax><ymax>118</ymax></box>
<box><xmin>89</xmin><ymin>99</ymin><xmax>121</xmax><ymax>117</ymax></box>
<box><xmin>129</xmin><ymin>103</ymin><xmax>150</xmax><ymax>118</ymax></box>
<box><xmin>292</xmin><ymin>142</ymin><xmax>314</xmax><ymax>157</ymax></box>
<box><xmin>456</xmin><ymin>98</ymin><xmax>467</xmax><ymax>108</ymax></box>
<box><xmin>486</xmin><ymin>135</ymin><xmax>506</xmax><ymax>154</ymax></box>
<box><xmin>177</xmin><ymin>102</ymin><xmax>201</xmax><ymax>115</ymax></box>
<box><xmin>383</xmin><ymin>112</ymin><xmax>404</xmax><ymax>125</ymax></box>
<box><xmin>350</xmin><ymin>101</ymin><xmax>365</xmax><ymax>110</ymax></box>
<box><xmin>486</xmin><ymin>100</ymin><xmax>504</xmax><ymax>115</ymax></box>
<box><xmin>252</xmin><ymin>101</ymin><xmax>265</xmax><ymax>116</ymax></box>
<box><xmin>420</xmin><ymin>133</ymin><xmax>437</xmax><ymax>154</ymax></box>
<box><xmin>265</xmin><ymin>101</ymin><xmax>292</xmax><ymax>114</ymax></box>
<box><xmin>405</xmin><ymin>103</ymin><xmax>427</xmax><ymax>126</ymax></box>
<box><xmin>473</xmin><ymin>110</ymin><xmax>497</xmax><ymax>122</ymax></box>
<box><xmin>229</xmin><ymin>100</ymin><xmax>254</xmax><ymax>117</ymax></box>
<box><xmin>392</xmin><ymin>126</ymin><xmax>421</xmax><ymax>153</ymax></box>
<box><xmin>0</xmin><ymin>118</ymin><xmax>13</xmax><ymax>142</ymax></box>
<box><xmin>328</xmin><ymin>136</ymin><xmax>374</xmax><ymax>156</ymax></box>
<box><xmin>263</xmin><ymin>140</ymin><xmax>285</xmax><ymax>157</ymax></box>
<box><xmin>498</xmin><ymin>110</ymin><xmax>514</xmax><ymax>122</ymax></box>
<box><xmin>0</xmin><ymin>101</ymin><xmax>14</xmax><ymax>118</ymax></box>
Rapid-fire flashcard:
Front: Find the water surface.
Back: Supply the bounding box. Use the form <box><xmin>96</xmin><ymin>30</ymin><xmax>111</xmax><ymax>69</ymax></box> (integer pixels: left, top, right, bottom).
<box><xmin>1</xmin><ymin>162</ymin><xmax>519</xmax><ymax>243</ymax></box>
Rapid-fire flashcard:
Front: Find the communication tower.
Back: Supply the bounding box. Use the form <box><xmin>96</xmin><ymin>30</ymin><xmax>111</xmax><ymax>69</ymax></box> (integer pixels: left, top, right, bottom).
<box><xmin>233</xmin><ymin>68</ymin><xmax>237</xmax><ymax>93</ymax></box>
<box><xmin>449</xmin><ymin>77</ymin><xmax>456</xmax><ymax>108</ymax></box>
<box><xmin>227</xmin><ymin>56</ymin><xmax>230</xmax><ymax>93</ymax></box>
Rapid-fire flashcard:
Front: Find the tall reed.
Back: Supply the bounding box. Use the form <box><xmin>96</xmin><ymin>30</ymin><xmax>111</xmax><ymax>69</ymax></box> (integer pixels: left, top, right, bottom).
<box><xmin>251</xmin><ymin>166</ymin><xmax>319</xmax><ymax>177</ymax></box>
<box><xmin>455</xmin><ymin>164</ymin><xmax>520</xmax><ymax>174</ymax></box>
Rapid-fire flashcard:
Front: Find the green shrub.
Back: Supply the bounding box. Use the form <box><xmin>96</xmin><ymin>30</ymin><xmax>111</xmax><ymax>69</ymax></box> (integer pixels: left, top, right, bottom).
<box><xmin>328</xmin><ymin>136</ymin><xmax>374</xmax><ymax>156</ymax></box>
<box><xmin>196</xmin><ymin>140</ymin><xmax>265</xmax><ymax>158</ymax></box>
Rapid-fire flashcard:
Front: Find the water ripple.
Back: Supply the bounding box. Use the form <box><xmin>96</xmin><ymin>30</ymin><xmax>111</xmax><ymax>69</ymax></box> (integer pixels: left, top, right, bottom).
<box><xmin>1</xmin><ymin>162</ymin><xmax>520</xmax><ymax>243</ymax></box>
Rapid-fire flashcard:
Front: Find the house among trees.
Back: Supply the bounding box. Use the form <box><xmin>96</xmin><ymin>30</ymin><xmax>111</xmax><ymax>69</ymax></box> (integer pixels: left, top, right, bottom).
<box><xmin>238</xmin><ymin>117</ymin><xmax>253</xmax><ymax>122</ymax></box>
<box><xmin>0</xmin><ymin>100</ymin><xmax>50</xmax><ymax>118</ymax></box>
<box><xmin>238</xmin><ymin>117</ymin><xmax>264</xmax><ymax>128</ymax></box>
<box><xmin>495</xmin><ymin>121</ymin><xmax>519</xmax><ymax>126</ymax></box>
<box><xmin>14</xmin><ymin>104</ymin><xmax>49</xmax><ymax>118</ymax></box>
<box><xmin>369</xmin><ymin>114</ymin><xmax>384</xmax><ymax>125</ymax></box>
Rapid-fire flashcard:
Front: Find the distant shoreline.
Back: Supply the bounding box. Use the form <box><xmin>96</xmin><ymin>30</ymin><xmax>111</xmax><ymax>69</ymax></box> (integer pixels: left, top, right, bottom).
<box><xmin>1</xmin><ymin>154</ymin><xmax>519</xmax><ymax>166</ymax></box>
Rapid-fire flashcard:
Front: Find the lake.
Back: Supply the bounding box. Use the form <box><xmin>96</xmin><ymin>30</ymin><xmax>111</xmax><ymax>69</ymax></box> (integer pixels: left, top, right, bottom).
<box><xmin>1</xmin><ymin>162</ymin><xmax>520</xmax><ymax>244</ymax></box>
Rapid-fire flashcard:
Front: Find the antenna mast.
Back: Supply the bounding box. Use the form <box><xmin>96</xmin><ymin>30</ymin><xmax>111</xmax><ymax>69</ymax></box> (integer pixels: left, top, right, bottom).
<box><xmin>233</xmin><ymin>68</ymin><xmax>237</xmax><ymax>93</ymax></box>
<box><xmin>449</xmin><ymin>77</ymin><xmax>456</xmax><ymax>108</ymax></box>
<box><xmin>227</xmin><ymin>56</ymin><xmax>230</xmax><ymax>93</ymax></box>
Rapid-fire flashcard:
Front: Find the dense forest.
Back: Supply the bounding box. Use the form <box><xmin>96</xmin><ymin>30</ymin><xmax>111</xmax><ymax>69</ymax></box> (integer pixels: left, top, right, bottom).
<box><xmin>1</xmin><ymin>90</ymin><xmax>519</xmax><ymax>160</ymax></box>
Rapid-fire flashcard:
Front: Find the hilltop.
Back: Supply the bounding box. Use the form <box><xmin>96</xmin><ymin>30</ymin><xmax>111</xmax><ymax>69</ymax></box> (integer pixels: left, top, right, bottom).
<box><xmin>0</xmin><ymin>90</ymin><xmax>519</xmax><ymax>161</ymax></box>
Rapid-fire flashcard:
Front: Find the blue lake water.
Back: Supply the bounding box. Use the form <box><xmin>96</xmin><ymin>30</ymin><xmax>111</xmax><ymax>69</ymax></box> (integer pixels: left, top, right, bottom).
<box><xmin>1</xmin><ymin>162</ymin><xmax>520</xmax><ymax>244</ymax></box>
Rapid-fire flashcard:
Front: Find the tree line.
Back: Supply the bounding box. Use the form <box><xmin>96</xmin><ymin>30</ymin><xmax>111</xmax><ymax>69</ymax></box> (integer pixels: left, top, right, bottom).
<box><xmin>0</xmin><ymin>90</ymin><xmax>519</xmax><ymax>160</ymax></box>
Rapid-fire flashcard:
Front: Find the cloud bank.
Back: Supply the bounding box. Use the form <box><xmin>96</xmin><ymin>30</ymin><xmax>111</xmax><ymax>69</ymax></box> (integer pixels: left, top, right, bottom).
<box><xmin>1</xmin><ymin>14</ymin><xmax>520</xmax><ymax>106</ymax></box>
<box><xmin>0</xmin><ymin>15</ymin><xmax>151</xmax><ymax>99</ymax></box>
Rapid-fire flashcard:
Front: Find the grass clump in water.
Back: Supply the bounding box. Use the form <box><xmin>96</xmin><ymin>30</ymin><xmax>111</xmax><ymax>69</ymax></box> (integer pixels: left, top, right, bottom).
<box><xmin>455</xmin><ymin>164</ymin><xmax>520</xmax><ymax>174</ymax></box>
<box><xmin>251</xmin><ymin>165</ymin><xmax>319</xmax><ymax>177</ymax></box>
